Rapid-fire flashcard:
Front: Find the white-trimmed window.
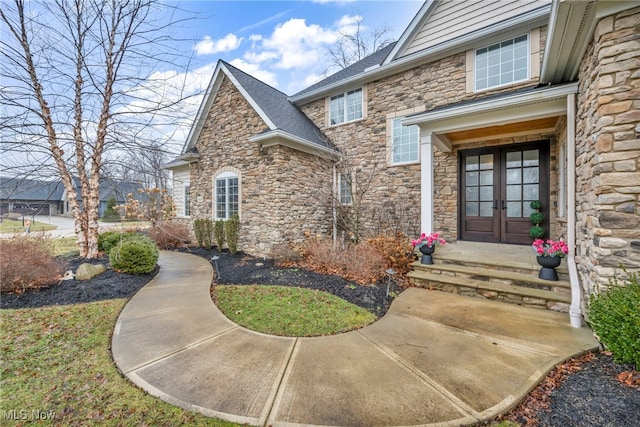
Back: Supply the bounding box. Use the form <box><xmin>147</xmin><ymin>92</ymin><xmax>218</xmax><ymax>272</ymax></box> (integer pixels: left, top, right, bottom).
<box><xmin>184</xmin><ymin>185</ymin><xmax>190</xmax><ymax>217</ymax></box>
<box><xmin>330</xmin><ymin>88</ymin><xmax>362</xmax><ymax>125</ymax></box>
<box><xmin>475</xmin><ymin>34</ymin><xmax>528</xmax><ymax>91</ymax></box>
<box><xmin>215</xmin><ymin>172</ymin><xmax>239</xmax><ymax>220</ymax></box>
<box><xmin>391</xmin><ymin>118</ymin><xmax>419</xmax><ymax>164</ymax></box>
<box><xmin>338</xmin><ymin>173</ymin><xmax>352</xmax><ymax>205</ymax></box>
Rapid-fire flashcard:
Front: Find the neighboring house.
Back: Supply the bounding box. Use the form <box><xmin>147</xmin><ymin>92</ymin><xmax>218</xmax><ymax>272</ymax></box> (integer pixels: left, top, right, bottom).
<box><xmin>0</xmin><ymin>176</ymin><xmax>147</xmax><ymax>218</ymax></box>
<box><xmin>0</xmin><ymin>177</ymin><xmax>65</xmax><ymax>216</ymax></box>
<box><xmin>167</xmin><ymin>0</ymin><xmax>640</xmax><ymax>326</ymax></box>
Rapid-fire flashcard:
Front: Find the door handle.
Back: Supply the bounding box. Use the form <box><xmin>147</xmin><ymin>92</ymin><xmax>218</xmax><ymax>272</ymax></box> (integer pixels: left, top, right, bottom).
<box><xmin>493</xmin><ymin>200</ymin><xmax>498</xmax><ymax>210</ymax></box>
<box><xmin>502</xmin><ymin>200</ymin><xmax>506</xmax><ymax>210</ymax></box>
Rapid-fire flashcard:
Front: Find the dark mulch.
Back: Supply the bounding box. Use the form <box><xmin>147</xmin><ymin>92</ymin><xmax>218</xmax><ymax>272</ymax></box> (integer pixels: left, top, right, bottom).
<box><xmin>178</xmin><ymin>247</ymin><xmax>398</xmax><ymax>317</ymax></box>
<box><xmin>2</xmin><ymin>248</ymin><xmax>638</xmax><ymax>426</ymax></box>
<box><xmin>0</xmin><ymin>256</ymin><xmax>158</xmax><ymax>310</ymax></box>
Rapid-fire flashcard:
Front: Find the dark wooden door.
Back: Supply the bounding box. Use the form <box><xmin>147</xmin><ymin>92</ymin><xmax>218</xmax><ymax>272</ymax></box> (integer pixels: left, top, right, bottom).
<box><xmin>459</xmin><ymin>142</ymin><xmax>549</xmax><ymax>244</ymax></box>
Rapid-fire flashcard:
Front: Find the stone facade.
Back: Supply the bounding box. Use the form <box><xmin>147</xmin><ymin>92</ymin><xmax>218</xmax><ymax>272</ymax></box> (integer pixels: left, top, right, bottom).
<box><xmin>189</xmin><ymin>76</ymin><xmax>333</xmax><ymax>256</ymax></box>
<box><xmin>575</xmin><ymin>7</ymin><xmax>640</xmax><ymax>296</ymax></box>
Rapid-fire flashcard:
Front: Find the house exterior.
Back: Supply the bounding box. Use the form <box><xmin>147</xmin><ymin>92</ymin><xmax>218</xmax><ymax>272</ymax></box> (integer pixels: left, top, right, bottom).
<box><xmin>168</xmin><ymin>0</ymin><xmax>640</xmax><ymax>327</ymax></box>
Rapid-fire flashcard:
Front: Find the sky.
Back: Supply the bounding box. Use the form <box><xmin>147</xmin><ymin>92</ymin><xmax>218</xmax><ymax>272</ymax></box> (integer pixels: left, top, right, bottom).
<box><xmin>176</xmin><ymin>0</ymin><xmax>424</xmax><ymax>95</ymax></box>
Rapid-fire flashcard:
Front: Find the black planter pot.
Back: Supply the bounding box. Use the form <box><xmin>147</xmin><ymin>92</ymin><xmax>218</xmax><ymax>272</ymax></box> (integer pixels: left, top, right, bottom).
<box><xmin>536</xmin><ymin>255</ymin><xmax>561</xmax><ymax>281</ymax></box>
<box><xmin>419</xmin><ymin>245</ymin><xmax>435</xmax><ymax>265</ymax></box>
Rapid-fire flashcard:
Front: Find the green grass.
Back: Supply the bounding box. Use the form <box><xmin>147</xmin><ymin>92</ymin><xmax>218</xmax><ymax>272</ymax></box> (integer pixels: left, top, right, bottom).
<box><xmin>214</xmin><ymin>285</ymin><xmax>377</xmax><ymax>337</ymax></box>
<box><xmin>50</xmin><ymin>236</ymin><xmax>79</xmax><ymax>256</ymax></box>
<box><xmin>0</xmin><ymin>301</ymin><xmax>240</xmax><ymax>426</ymax></box>
<box><xmin>0</xmin><ymin>219</ymin><xmax>56</xmax><ymax>233</ymax></box>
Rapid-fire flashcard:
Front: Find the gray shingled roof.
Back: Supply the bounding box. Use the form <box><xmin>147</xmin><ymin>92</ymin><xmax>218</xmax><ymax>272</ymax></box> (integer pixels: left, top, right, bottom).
<box><xmin>0</xmin><ymin>177</ymin><xmax>65</xmax><ymax>201</ymax></box>
<box><xmin>222</xmin><ymin>61</ymin><xmax>334</xmax><ymax>150</ymax></box>
<box><xmin>292</xmin><ymin>42</ymin><xmax>397</xmax><ymax>98</ymax></box>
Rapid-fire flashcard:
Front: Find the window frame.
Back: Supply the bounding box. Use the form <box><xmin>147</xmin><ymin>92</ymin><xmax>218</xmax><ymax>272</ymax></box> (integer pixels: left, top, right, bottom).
<box><xmin>474</xmin><ymin>34</ymin><xmax>529</xmax><ymax>92</ymax></box>
<box><xmin>184</xmin><ymin>185</ymin><xmax>190</xmax><ymax>217</ymax></box>
<box><xmin>330</xmin><ymin>88</ymin><xmax>363</xmax><ymax>126</ymax></box>
<box><xmin>214</xmin><ymin>171</ymin><xmax>239</xmax><ymax>220</ymax></box>
<box><xmin>338</xmin><ymin>173</ymin><xmax>353</xmax><ymax>206</ymax></box>
<box><xmin>390</xmin><ymin>117</ymin><xmax>419</xmax><ymax>165</ymax></box>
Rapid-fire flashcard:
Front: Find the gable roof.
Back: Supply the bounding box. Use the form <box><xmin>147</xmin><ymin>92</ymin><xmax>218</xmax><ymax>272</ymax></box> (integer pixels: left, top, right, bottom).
<box><xmin>0</xmin><ymin>177</ymin><xmax>65</xmax><ymax>202</ymax></box>
<box><xmin>179</xmin><ymin>60</ymin><xmax>335</xmax><ymax>160</ymax></box>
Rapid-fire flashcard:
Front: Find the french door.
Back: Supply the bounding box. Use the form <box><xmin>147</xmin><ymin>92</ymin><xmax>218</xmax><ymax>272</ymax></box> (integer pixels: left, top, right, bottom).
<box><xmin>459</xmin><ymin>142</ymin><xmax>549</xmax><ymax>245</ymax></box>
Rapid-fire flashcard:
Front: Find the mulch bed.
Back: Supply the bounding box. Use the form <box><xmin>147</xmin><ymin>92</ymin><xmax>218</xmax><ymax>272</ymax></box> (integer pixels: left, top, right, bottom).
<box><xmin>2</xmin><ymin>248</ymin><xmax>638</xmax><ymax>426</ymax></box>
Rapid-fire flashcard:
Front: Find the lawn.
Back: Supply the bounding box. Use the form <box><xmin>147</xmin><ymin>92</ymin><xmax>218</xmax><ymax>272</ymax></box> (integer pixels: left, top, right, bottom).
<box><xmin>0</xmin><ymin>219</ymin><xmax>56</xmax><ymax>233</ymax></box>
<box><xmin>0</xmin><ymin>300</ymin><xmax>240</xmax><ymax>426</ymax></box>
<box><xmin>213</xmin><ymin>285</ymin><xmax>377</xmax><ymax>336</ymax></box>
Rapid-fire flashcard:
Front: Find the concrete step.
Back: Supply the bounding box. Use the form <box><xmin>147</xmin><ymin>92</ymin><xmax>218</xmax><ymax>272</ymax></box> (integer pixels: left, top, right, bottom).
<box><xmin>408</xmin><ymin>268</ymin><xmax>571</xmax><ymax>312</ymax></box>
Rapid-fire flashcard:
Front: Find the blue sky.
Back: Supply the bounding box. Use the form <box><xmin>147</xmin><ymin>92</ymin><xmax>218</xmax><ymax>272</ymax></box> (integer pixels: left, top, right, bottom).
<box><xmin>176</xmin><ymin>1</ymin><xmax>424</xmax><ymax>95</ymax></box>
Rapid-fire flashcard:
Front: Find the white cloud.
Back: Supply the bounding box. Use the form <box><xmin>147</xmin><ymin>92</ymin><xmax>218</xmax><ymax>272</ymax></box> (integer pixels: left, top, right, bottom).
<box><xmin>229</xmin><ymin>59</ymin><xmax>279</xmax><ymax>88</ymax></box>
<box><xmin>194</xmin><ymin>34</ymin><xmax>243</xmax><ymax>55</ymax></box>
<box><xmin>336</xmin><ymin>14</ymin><xmax>364</xmax><ymax>35</ymax></box>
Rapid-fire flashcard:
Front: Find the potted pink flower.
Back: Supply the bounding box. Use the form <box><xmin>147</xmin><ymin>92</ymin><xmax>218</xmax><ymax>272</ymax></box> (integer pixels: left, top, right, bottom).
<box><xmin>532</xmin><ymin>239</ymin><xmax>568</xmax><ymax>281</ymax></box>
<box><xmin>412</xmin><ymin>232</ymin><xmax>446</xmax><ymax>265</ymax></box>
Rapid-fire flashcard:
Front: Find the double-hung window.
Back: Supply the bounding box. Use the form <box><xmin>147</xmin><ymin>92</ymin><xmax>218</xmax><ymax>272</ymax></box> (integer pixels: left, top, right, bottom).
<box><xmin>215</xmin><ymin>172</ymin><xmax>238</xmax><ymax>220</ymax></box>
<box><xmin>184</xmin><ymin>185</ymin><xmax>190</xmax><ymax>217</ymax></box>
<box><xmin>330</xmin><ymin>88</ymin><xmax>362</xmax><ymax>125</ymax></box>
<box><xmin>391</xmin><ymin>118</ymin><xmax>419</xmax><ymax>164</ymax></box>
<box><xmin>338</xmin><ymin>173</ymin><xmax>352</xmax><ymax>205</ymax></box>
<box><xmin>475</xmin><ymin>34</ymin><xmax>528</xmax><ymax>91</ymax></box>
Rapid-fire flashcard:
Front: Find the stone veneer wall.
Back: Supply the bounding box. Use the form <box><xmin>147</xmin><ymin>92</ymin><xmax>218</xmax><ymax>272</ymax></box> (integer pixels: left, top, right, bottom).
<box><xmin>190</xmin><ymin>75</ymin><xmax>333</xmax><ymax>257</ymax></box>
<box><xmin>299</xmin><ymin>26</ymin><xmax>547</xmax><ymax>242</ymax></box>
<box><xmin>575</xmin><ymin>7</ymin><xmax>640</xmax><ymax>298</ymax></box>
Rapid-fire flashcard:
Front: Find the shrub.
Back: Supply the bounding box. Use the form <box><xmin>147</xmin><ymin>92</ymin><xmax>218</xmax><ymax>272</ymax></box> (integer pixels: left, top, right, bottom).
<box><xmin>109</xmin><ymin>235</ymin><xmax>158</xmax><ymax>275</ymax></box>
<box><xmin>366</xmin><ymin>233</ymin><xmax>414</xmax><ymax>276</ymax></box>
<box><xmin>148</xmin><ymin>221</ymin><xmax>191</xmax><ymax>249</ymax></box>
<box><xmin>588</xmin><ymin>271</ymin><xmax>640</xmax><ymax>368</ymax></box>
<box><xmin>0</xmin><ymin>236</ymin><xmax>62</xmax><ymax>293</ymax></box>
<box><xmin>102</xmin><ymin>196</ymin><xmax>121</xmax><ymax>222</ymax></box>
<box><xmin>98</xmin><ymin>231</ymin><xmax>140</xmax><ymax>253</ymax></box>
<box><xmin>529</xmin><ymin>225</ymin><xmax>545</xmax><ymax>239</ymax></box>
<box><xmin>301</xmin><ymin>237</ymin><xmax>385</xmax><ymax>285</ymax></box>
<box><xmin>214</xmin><ymin>220</ymin><xmax>225</xmax><ymax>252</ymax></box>
<box><xmin>225</xmin><ymin>215</ymin><xmax>239</xmax><ymax>254</ymax></box>
<box><xmin>193</xmin><ymin>219</ymin><xmax>213</xmax><ymax>249</ymax></box>
<box><xmin>529</xmin><ymin>211</ymin><xmax>544</xmax><ymax>225</ymax></box>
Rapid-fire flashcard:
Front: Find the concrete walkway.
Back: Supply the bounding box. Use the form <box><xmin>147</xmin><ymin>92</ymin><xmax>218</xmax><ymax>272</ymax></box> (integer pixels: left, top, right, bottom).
<box><xmin>112</xmin><ymin>251</ymin><xmax>599</xmax><ymax>427</ymax></box>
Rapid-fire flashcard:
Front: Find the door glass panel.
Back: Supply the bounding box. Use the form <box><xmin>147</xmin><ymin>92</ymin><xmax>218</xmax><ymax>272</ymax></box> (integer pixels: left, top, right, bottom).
<box><xmin>506</xmin><ymin>168</ymin><xmax>521</xmax><ymax>184</ymax></box>
<box><xmin>523</xmin><ymin>184</ymin><xmax>539</xmax><ymax>200</ymax></box>
<box><xmin>480</xmin><ymin>186</ymin><xmax>493</xmax><ymax>201</ymax></box>
<box><xmin>506</xmin><ymin>151</ymin><xmax>521</xmax><ymax>168</ymax></box>
<box><xmin>523</xmin><ymin>167</ymin><xmax>539</xmax><ymax>183</ymax></box>
<box><xmin>480</xmin><ymin>170</ymin><xmax>493</xmax><ymax>185</ymax></box>
<box><xmin>523</xmin><ymin>203</ymin><xmax>534</xmax><ymax>217</ymax></box>
<box><xmin>466</xmin><ymin>202</ymin><xmax>479</xmax><ymax>216</ymax></box>
<box><xmin>479</xmin><ymin>154</ymin><xmax>493</xmax><ymax>170</ymax></box>
<box><xmin>466</xmin><ymin>187</ymin><xmax>479</xmax><ymax>201</ymax></box>
<box><xmin>466</xmin><ymin>156</ymin><xmax>479</xmax><ymax>171</ymax></box>
<box><xmin>523</xmin><ymin>149</ymin><xmax>539</xmax><ymax>166</ymax></box>
<box><xmin>507</xmin><ymin>184</ymin><xmax>521</xmax><ymax>200</ymax></box>
<box><xmin>506</xmin><ymin>202</ymin><xmax>522</xmax><ymax>217</ymax></box>
<box><xmin>480</xmin><ymin>202</ymin><xmax>493</xmax><ymax>217</ymax></box>
<box><xmin>466</xmin><ymin>171</ymin><xmax>479</xmax><ymax>186</ymax></box>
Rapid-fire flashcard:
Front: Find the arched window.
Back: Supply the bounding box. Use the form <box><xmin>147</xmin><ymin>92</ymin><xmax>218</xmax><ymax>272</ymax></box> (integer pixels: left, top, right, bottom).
<box><xmin>214</xmin><ymin>171</ymin><xmax>239</xmax><ymax>220</ymax></box>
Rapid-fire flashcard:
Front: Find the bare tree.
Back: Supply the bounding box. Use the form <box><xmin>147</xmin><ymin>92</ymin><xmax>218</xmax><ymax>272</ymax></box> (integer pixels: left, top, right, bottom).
<box><xmin>0</xmin><ymin>0</ymin><xmax>196</xmax><ymax>258</ymax></box>
<box><xmin>327</xmin><ymin>16</ymin><xmax>393</xmax><ymax>70</ymax></box>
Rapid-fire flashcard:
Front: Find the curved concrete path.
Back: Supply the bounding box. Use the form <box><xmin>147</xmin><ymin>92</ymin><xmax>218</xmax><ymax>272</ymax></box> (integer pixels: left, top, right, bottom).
<box><xmin>112</xmin><ymin>251</ymin><xmax>599</xmax><ymax>426</ymax></box>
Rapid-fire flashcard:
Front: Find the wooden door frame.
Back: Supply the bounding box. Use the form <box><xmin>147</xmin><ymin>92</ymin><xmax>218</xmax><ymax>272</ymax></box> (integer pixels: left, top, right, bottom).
<box><xmin>457</xmin><ymin>141</ymin><xmax>550</xmax><ymax>244</ymax></box>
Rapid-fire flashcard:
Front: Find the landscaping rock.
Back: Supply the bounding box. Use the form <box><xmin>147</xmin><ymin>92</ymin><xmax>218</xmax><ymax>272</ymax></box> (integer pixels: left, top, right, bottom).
<box><xmin>75</xmin><ymin>263</ymin><xmax>106</xmax><ymax>280</ymax></box>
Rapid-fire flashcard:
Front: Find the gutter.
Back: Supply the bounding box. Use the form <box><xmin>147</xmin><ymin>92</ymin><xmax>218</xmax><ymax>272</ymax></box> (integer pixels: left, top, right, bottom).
<box><xmin>249</xmin><ymin>130</ymin><xmax>339</xmax><ymax>157</ymax></box>
<box><xmin>566</xmin><ymin>92</ymin><xmax>583</xmax><ymax>328</ymax></box>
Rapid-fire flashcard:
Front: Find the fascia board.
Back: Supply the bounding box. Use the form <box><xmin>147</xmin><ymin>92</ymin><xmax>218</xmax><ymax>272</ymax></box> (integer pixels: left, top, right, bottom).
<box><xmin>249</xmin><ymin>131</ymin><xmax>339</xmax><ymax>157</ymax></box>
<box><xmin>183</xmin><ymin>64</ymin><xmax>224</xmax><ymax>153</ymax></box>
<box><xmin>290</xmin><ymin>6</ymin><xmax>550</xmax><ymax>104</ymax></box>
<box><xmin>403</xmin><ymin>83</ymin><xmax>578</xmax><ymax>131</ymax></box>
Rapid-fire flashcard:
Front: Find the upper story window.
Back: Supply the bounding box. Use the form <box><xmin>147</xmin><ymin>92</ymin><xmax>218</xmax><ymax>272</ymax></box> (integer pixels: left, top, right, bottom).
<box><xmin>338</xmin><ymin>173</ymin><xmax>352</xmax><ymax>205</ymax></box>
<box><xmin>475</xmin><ymin>34</ymin><xmax>528</xmax><ymax>91</ymax></box>
<box><xmin>215</xmin><ymin>171</ymin><xmax>239</xmax><ymax>220</ymax></box>
<box><xmin>330</xmin><ymin>88</ymin><xmax>362</xmax><ymax>125</ymax></box>
<box><xmin>391</xmin><ymin>118</ymin><xmax>419</xmax><ymax>164</ymax></box>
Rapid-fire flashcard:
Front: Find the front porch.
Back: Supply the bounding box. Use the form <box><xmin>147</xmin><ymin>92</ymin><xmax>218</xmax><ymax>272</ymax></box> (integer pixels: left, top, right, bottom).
<box><xmin>408</xmin><ymin>241</ymin><xmax>572</xmax><ymax>312</ymax></box>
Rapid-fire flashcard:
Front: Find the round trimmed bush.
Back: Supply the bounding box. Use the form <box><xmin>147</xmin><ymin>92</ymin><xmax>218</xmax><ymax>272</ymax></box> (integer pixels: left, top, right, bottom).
<box><xmin>529</xmin><ymin>225</ymin><xmax>545</xmax><ymax>239</ymax></box>
<box><xmin>529</xmin><ymin>211</ymin><xmax>545</xmax><ymax>225</ymax></box>
<box><xmin>109</xmin><ymin>236</ymin><xmax>158</xmax><ymax>275</ymax></box>
<box><xmin>98</xmin><ymin>231</ymin><xmax>140</xmax><ymax>253</ymax></box>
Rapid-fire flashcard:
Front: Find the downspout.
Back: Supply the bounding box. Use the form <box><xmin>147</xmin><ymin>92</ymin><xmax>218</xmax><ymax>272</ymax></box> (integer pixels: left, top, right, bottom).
<box><xmin>332</xmin><ymin>164</ymin><xmax>337</xmax><ymax>245</ymax></box>
<box><xmin>567</xmin><ymin>92</ymin><xmax>583</xmax><ymax>328</ymax></box>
